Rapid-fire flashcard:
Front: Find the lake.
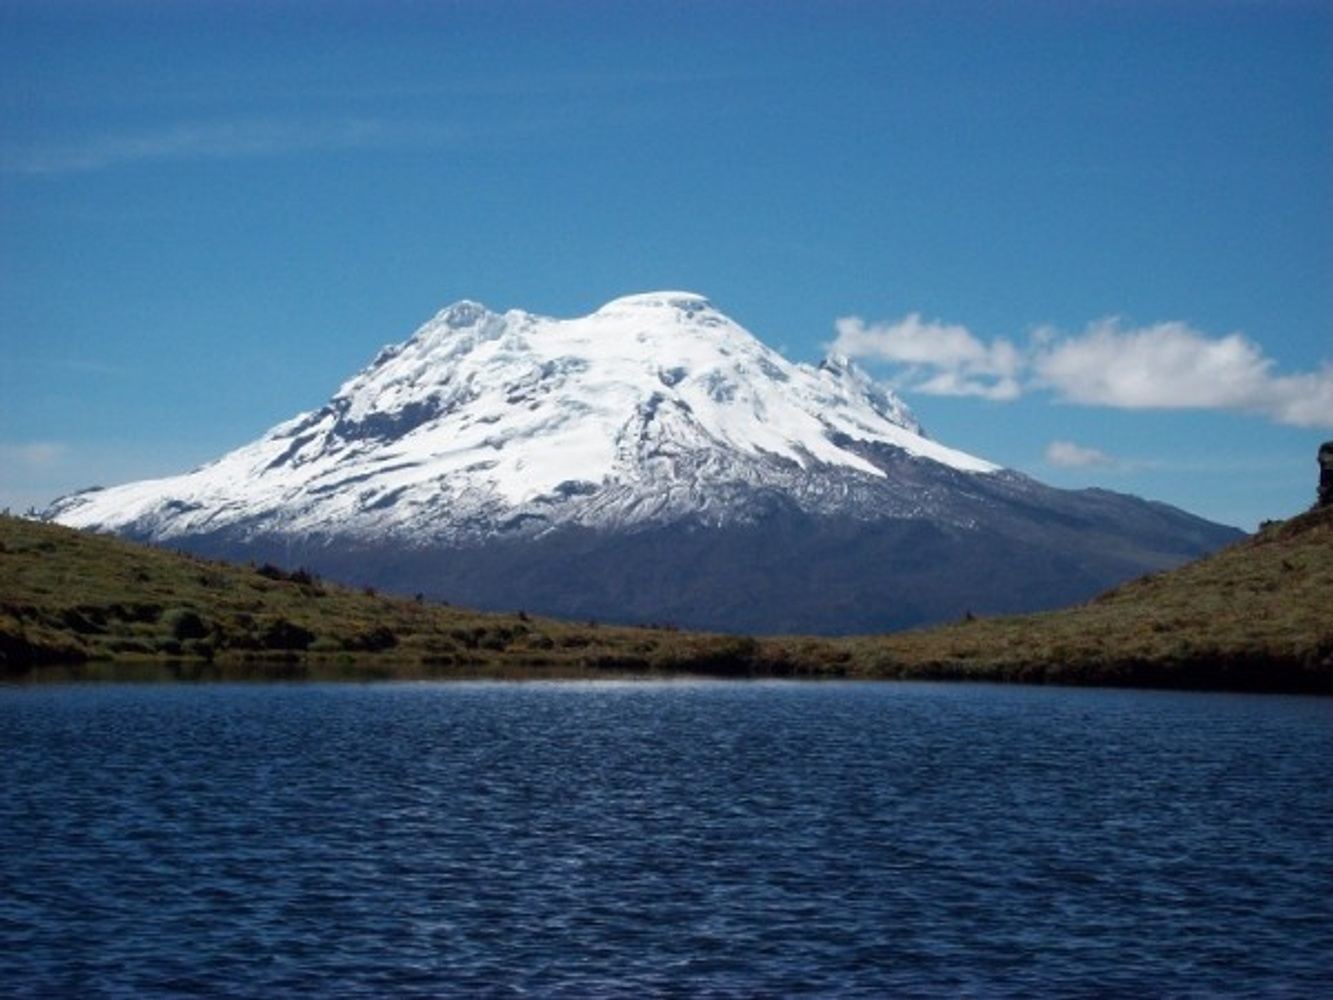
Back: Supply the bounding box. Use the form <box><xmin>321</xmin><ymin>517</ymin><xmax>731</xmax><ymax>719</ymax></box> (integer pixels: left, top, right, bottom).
<box><xmin>2</xmin><ymin>678</ymin><xmax>1330</xmax><ymax>997</ymax></box>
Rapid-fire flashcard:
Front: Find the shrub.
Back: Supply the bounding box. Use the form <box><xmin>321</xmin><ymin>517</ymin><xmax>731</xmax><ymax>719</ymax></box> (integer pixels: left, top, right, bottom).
<box><xmin>182</xmin><ymin>637</ymin><xmax>216</xmax><ymax>661</ymax></box>
<box><xmin>107</xmin><ymin>639</ymin><xmax>154</xmax><ymax>655</ymax></box>
<box><xmin>260</xmin><ymin>619</ymin><xmax>315</xmax><ymax>650</ymax></box>
<box><xmin>223</xmin><ymin>631</ymin><xmax>260</xmax><ymax>651</ymax></box>
<box><xmin>477</xmin><ymin>631</ymin><xmax>509</xmax><ymax>652</ymax></box>
<box><xmin>345</xmin><ymin>626</ymin><xmax>397</xmax><ymax>652</ymax></box>
<box><xmin>163</xmin><ymin>607</ymin><xmax>208</xmax><ymax>640</ymax></box>
<box><xmin>59</xmin><ymin>608</ymin><xmax>104</xmax><ymax>635</ymax></box>
<box><xmin>683</xmin><ymin>635</ymin><xmax>760</xmax><ymax>673</ymax></box>
<box><xmin>449</xmin><ymin>626</ymin><xmax>485</xmax><ymax>649</ymax></box>
<box><xmin>108</xmin><ymin>602</ymin><xmax>162</xmax><ymax>623</ymax></box>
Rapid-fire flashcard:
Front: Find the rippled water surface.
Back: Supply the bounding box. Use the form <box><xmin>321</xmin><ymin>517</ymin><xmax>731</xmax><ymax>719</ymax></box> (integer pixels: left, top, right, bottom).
<box><xmin>3</xmin><ymin>679</ymin><xmax>1331</xmax><ymax>998</ymax></box>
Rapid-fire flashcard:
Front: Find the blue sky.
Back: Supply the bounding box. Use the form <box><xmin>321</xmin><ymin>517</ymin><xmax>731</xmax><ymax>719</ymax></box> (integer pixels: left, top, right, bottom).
<box><xmin>1</xmin><ymin>0</ymin><xmax>1329</xmax><ymax>529</ymax></box>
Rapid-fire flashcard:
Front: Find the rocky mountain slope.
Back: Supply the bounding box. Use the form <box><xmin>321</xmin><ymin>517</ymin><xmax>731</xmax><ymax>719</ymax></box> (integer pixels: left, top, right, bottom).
<box><xmin>46</xmin><ymin>292</ymin><xmax>1243</xmax><ymax>633</ymax></box>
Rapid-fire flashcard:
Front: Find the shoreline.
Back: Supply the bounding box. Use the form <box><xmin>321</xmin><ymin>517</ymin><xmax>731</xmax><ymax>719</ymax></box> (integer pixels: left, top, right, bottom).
<box><xmin>6</xmin><ymin>654</ymin><xmax>1330</xmax><ymax>696</ymax></box>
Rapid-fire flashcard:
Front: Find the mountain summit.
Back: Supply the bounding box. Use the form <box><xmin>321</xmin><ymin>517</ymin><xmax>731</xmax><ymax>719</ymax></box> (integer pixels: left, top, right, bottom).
<box><xmin>47</xmin><ymin>293</ymin><xmax>1241</xmax><ymax>633</ymax></box>
<box><xmin>50</xmin><ymin>290</ymin><xmax>988</xmax><ymax>541</ymax></box>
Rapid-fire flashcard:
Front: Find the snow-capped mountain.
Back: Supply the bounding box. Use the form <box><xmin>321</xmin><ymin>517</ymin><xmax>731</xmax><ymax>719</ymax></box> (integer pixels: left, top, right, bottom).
<box><xmin>47</xmin><ymin>292</ymin><xmax>1242</xmax><ymax>634</ymax></box>
<box><xmin>48</xmin><ymin>292</ymin><xmax>992</xmax><ymax>540</ymax></box>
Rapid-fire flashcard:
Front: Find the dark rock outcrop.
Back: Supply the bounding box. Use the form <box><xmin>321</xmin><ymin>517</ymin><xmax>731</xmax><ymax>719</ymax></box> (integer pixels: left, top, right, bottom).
<box><xmin>1318</xmin><ymin>441</ymin><xmax>1333</xmax><ymax>509</ymax></box>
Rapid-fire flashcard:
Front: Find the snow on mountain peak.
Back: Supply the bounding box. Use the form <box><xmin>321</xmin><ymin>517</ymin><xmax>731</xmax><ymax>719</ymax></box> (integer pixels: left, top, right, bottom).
<box><xmin>595</xmin><ymin>290</ymin><xmax>715</xmax><ymax>314</ymax></box>
<box><xmin>434</xmin><ymin>299</ymin><xmax>492</xmax><ymax>328</ymax></box>
<box><xmin>47</xmin><ymin>292</ymin><xmax>1000</xmax><ymax>542</ymax></box>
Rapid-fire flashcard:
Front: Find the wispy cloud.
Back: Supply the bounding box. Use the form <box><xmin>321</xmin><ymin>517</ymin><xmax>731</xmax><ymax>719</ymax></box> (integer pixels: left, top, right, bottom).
<box><xmin>831</xmin><ymin>314</ymin><xmax>1333</xmax><ymax>429</ymax></box>
<box><xmin>1044</xmin><ymin>440</ymin><xmax>1114</xmax><ymax>468</ymax></box>
<box><xmin>0</xmin><ymin>441</ymin><xmax>69</xmax><ymax>472</ymax></box>
<box><xmin>53</xmin><ymin>358</ymin><xmax>134</xmax><ymax>377</ymax></box>
<box><xmin>0</xmin><ymin>442</ymin><xmax>71</xmax><ymax>512</ymax></box>
<box><xmin>3</xmin><ymin>117</ymin><xmax>465</xmax><ymax>175</ymax></box>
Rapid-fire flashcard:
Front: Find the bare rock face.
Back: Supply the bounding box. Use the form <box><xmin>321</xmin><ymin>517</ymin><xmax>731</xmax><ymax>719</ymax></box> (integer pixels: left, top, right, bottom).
<box><xmin>1318</xmin><ymin>441</ymin><xmax>1333</xmax><ymax>509</ymax></box>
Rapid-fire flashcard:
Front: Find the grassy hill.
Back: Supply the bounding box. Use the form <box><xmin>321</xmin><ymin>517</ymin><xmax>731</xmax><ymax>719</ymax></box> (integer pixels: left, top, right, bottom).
<box><xmin>2</xmin><ymin>508</ymin><xmax>1330</xmax><ymax>692</ymax></box>
<box><xmin>838</xmin><ymin>505</ymin><xmax>1333</xmax><ymax>692</ymax></box>
<box><xmin>0</xmin><ymin>515</ymin><xmax>773</xmax><ymax>680</ymax></box>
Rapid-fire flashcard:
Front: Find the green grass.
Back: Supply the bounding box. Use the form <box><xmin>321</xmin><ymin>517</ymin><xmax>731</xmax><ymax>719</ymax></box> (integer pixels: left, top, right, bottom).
<box><xmin>834</xmin><ymin>505</ymin><xmax>1333</xmax><ymax>692</ymax></box>
<box><xmin>0</xmin><ymin>515</ymin><xmax>802</xmax><ymax>678</ymax></box>
<box><xmin>3</xmin><ymin>508</ymin><xmax>1330</xmax><ymax>691</ymax></box>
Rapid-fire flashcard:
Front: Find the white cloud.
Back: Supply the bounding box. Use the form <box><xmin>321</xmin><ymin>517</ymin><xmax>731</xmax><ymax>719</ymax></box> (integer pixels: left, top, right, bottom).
<box><xmin>914</xmin><ymin>370</ymin><xmax>1024</xmax><ymax>402</ymax></box>
<box><xmin>0</xmin><ymin>442</ymin><xmax>68</xmax><ymax>471</ymax></box>
<box><xmin>1031</xmin><ymin>319</ymin><xmax>1333</xmax><ymax>427</ymax></box>
<box><xmin>1265</xmin><ymin>366</ymin><xmax>1333</xmax><ymax>427</ymax></box>
<box><xmin>2</xmin><ymin>117</ymin><xmax>464</xmax><ymax>175</ymax></box>
<box><xmin>831</xmin><ymin>312</ymin><xmax>1333</xmax><ymax>429</ymax></box>
<box><xmin>1044</xmin><ymin>440</ymin><xmax>1114</xmax><ymax>468</ymax></box>
<box><xmin>831</xmin><ymin>314</ymin><xmax>1021</xmax><ymax>401</ymax></box>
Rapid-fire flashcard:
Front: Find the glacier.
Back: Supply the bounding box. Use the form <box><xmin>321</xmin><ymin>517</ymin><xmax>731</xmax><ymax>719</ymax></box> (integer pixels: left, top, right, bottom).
<box><xmin>48</xmin><ymin>291</ymin><xmax>996</xmax><ymax>542</ymax></box>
